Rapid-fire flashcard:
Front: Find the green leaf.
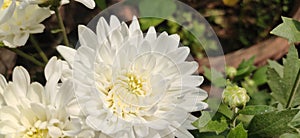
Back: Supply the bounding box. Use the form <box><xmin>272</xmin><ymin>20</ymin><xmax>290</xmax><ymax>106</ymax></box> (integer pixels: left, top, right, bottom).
<box><xmin>94</xmin><ymin>0</ymin><xmax>107</xmax><ymax>10</ymax></box>
<box><xmin>268</xmin><ymin>45</ymin><xmax>300</xmax><ymax>107</ymax></box>
<box><xmin>280</xmin><ymin>133</ymin><xmax>300</xmax><ymax>138</ymax></box>
<box><xmin>191</xmin><ymin>131</ymin><xmax>225</xmax><ymax>138</ymax></box>
<box><xmin>227</xmin><ymin>123</ymin><xmax>248</xmax><ymax>138</ymax></box>
<box><xmin>193</xmin><ymin>111</ymin><xmax>212</xmax><ymax>129</ymax></box>
<box><xmin>248</xmin><ymin>109</ymin><xmax>300</xmax><ymax>137</ymax></box>
<box><xmin>248</xmin><ymin>90</ymin><xmax>271</xmax><ymax>105</ymax></box>
<box><xmin>218</xmin><ymin>104</ymin><xmax>234</xmax><ymax>119</ymax></box>
<box><xmin>193</xmin><ymin>111</ymin><xmax>228</xmax><ymax>135</ymax></box>
<box><xmin>252</xmin><ymin>66</ymin><xmax>267</xmax><ymax>86</ymax></box>
<box><xmin>199</xmin><ymin>117</ymin><xmax>228</xmax><ymax>135</ymax></box>
<box><xmin>139</xmin><ymin>18</ymin><xmax>164</xmax><ymax>31</ymax></box>
<box><xmin>234</xmin><ymin>57</ymin><xmax>256</xmax><ymax>80</ymax></box>
<box><xmin>270</xmin><ymin>17</ymin><xmax>300</xmax><ymax>43</ymax></box>
<box><xmin>289</xmin><ymin>111</ymin><xmax>300</xmax><ymax>128</ymax></box>
<box><xmin>268</xmin><ymin>68</ymin><xmax>286</xmax><ymax>105</ymax></box>
<box><xmin>139</xmin><ymin>0</ymin><xmax>176</xmax><ymax>17</ymax></box>
<box><xmin>238</xmin><ymin>105</ymin><xmax>275</xmax><ymax>115</ymax></box>
<box><xmin>283</xmin><ymin>45</ymin><xmax>300</xmax><ymax>107</ymax></box>
<box><xmin>268</xmin><ymin>60</ymin><xmax>284</xmax><ymax>77</ymax></box>
<box><xmin>203</xmin><ymin>66</ymin><xmax>226</xmax><ymax>87</ymax></box>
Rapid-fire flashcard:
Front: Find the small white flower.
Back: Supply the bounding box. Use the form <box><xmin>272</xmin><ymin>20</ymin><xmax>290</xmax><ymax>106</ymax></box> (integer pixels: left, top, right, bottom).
<box><xmin>58</xmin><ymin>15</ymin><xmax>208</xmax><ymax>138</ymax></box>
<box><xmin>0</xmin><ymin>4</ymin><xmax>51</xmax><ymax>48</ymax></box>
<box><xmin>0</xmin><ymin>0</ymin><xmax>16</xmax><ymax>24</ymax></box>
<box><xmin>0</xmin><ymin>57</ymin><xmax>82</xmax><ymax>137</ymax></box>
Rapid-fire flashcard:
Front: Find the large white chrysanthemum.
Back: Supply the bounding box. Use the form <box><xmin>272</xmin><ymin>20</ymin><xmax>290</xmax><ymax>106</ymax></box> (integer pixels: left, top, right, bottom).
<box><xmin>0</xmin><ymin>4</ymin><xmax>51</xmax><ymax>48</ymax></box>
<box><xmin>57</xmin><ymin>15</ymin><xmax>208</xmax><ymax>138</ymax></box>
<box><xmin>0</xmin><ymin>57</ymin><xmax>83</xmax><ymax>137</ymax></box>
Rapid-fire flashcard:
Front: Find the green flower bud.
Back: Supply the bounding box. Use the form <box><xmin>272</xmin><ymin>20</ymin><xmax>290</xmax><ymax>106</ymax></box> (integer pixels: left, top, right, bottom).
<box><xmin>222</xmin><ymin>83</ymin><xmax>250</xmax><ymax>108</ymax></box>
<box><xmin>245</xmin><ymin>77</ymin><xmax>255</xmax><ymax>86</ymax></box>
<box><xmin>225</xmin><ymin>66</ymin><xmax>237</xmax><ymax>79</ymax></box>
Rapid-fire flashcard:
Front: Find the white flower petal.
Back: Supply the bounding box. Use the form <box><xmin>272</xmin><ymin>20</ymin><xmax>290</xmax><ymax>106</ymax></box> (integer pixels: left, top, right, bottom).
<box><xmin>129</xmin><ymin>16</ymin><xmax>140</xmax><ymax>34</ymax></box>
<box><xmin>30</xmin><ymin>103</ymin><xmax>47</xmax><ymax>121</ymax></box>
<box><xmin>109</xmin><ymin>15</ymin><xmax>121</xmax><ymax>30</ymax></box>
<box><xmin>55</xmin><ymin>80</ymin><xmax>74</xmax><ymax>108</ymax></box>
<box><xmin>97</xmin><ymin>17</ymin><xmax>110</xmax><ymax>45</ymax></box>
<box><xmin>0</xmin><ymin>75</ymin><xmax>7</xmax><ymax>94</ymax></box>
<box><xmin>56</xmin><ymin>45</ymin><xmax>76</xmax><ymax>68</ymax></box>
<box><xmin>0</xmin><ymin>106</ymin><xmax>20</xmax><ymax>124</ymax></box>
<box><xmin>167</xmin><ymin>47</ymin><xmax>190</xmax><ymax>63</ymax></box>
<box><xmin>12</xmin><ymin>66</ymin><xmax>30</xmax><ymax>95</ymax></box>
<box><xmin>0</xmin><ymin>0</ymin><xmax>16</xmax><ymax>25</ymax></box>
<box><xmin>27</xmin><ymin>82</ymin><xmax>44</xmax><ymax>103</ymax></box>
<box><xmin>145</xmin><ymin>27</ymin><xmax>157</xmax><ymax>42</ymax></box>
<box><xmin>0</xmin><ymin>120</ymin><xmax>19</xmax><ymax>134</ymax></box>
<box><xmin>133</xmin><ymin>125</ymin><xmax>149</xmax><ymax>137</ymax></box>
<box><xmin>78</xmin><ymin>25</ymin><xmax>98</xmax><ymax>49</ymax></box>
<box><xmin>48</xmin><ymin>126</ymin><xmax>63</xmax><ymax>138</ymax></box>
<box><xmin>75</xmin><ymin>0</ymin><xmax>95</xmax><ymax>9</ymax></box>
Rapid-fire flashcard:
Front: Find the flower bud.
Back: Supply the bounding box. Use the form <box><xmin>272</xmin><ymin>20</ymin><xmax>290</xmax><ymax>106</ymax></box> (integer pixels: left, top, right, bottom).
<box><xmin>222</xmin><ymin>83</ymin><xmax>250</xmax><ymax>108</ymax></box>
<box><xmin>225</xmin><ymin>66</ymin><xmax>237</xmax><ymax>79</ymax></box>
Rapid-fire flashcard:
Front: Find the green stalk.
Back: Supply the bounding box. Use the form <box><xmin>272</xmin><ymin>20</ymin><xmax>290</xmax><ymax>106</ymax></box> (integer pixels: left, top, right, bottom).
<box><xmin>54</xmin><ymin>7</ymin><xmax>70</xmax><ymax>47</ymax></box>
<box><xmin>30</xmin><ymin>35</ymin><xmax>48</xmax><ymax>63</ymax></box>
<box><xmin>230</xmin><ymin>107</ymin><xmax>239</xmax><ymax>128</ymax></box>
<box><xmin>7</xmin><ymin>48</ymin><xmax>45</xmax><ymax>67</ymax></box>
<box><xmin>286</xmin><ymin>69</ymin><xmax>300</xmax><ymax>108</ymax></box>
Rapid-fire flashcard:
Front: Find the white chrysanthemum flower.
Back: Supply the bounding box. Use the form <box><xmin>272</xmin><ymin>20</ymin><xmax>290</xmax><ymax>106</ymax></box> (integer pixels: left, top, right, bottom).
<box><xmin>0</xmin><ymin>0</ymin><xmax>16</xmax><ymax>24</ymax></box>
<box><xmin>57</xmin><ymin>15</ymin><xmax>208</xmax><ymax>138</ymax></box>
<box><xmin>0</xmin><ymin>4</ymin><xmax>51</xmax><ymax>48</ymax></box>
<box><xmin>0</xmin><ymin>57</ymin><xmax>83</xmax><ymax>137</ymax></box>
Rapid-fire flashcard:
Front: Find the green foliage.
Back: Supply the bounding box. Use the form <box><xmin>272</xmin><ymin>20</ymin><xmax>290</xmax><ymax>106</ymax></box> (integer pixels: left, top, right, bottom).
<box><xmin>139</xmin><ymin>18</ymin><xmax>164</xmax><ymax>31</ymax></box>
<box><xmin>193</xmin><ymin>112</ymin><xmax>228</xmax><ymax>135</ymax></box>
<box><xmin>238</xmin><ymin>105</ymin><xmax>276</xmax><ymax>115</ymax></box>
<box><xmin>271</xmin><ymin>17</ymin><xmax>300</xmax><ymax>43</ymax></box>
<box><xmin>218</xmin><ymin>104</ymin><xmax>234</xmax><ymax>119</ymax></box>
<box><xmin>268</xmin><ymin>45</ymin><xmax>300</xmax><ymax>108</ymax></box>
<box><xmin>203</xmin><ymin>66</ymin><xmax>226</xmax><ymax>87</ymax></box>
<box><xmin>234</xmin><ymin>57</ymin><xmax>256</xmax><ymax>81</ymax></box>
<box><xmin>227</xmin><ymin>123</ymin><xmax>247</xmax><ymax>138</ymax></box>
<box><xmin>196</xmin><ymin>19</ymin><xmax>300</xmax><ymax>137</ymax></box>
<box><xmin>94</xmin><ymin>0</ymin><xmax>106</xmax><ymax>10</ymax></box>
<box><xmin>248</xmin><ymin>109</ymin><xmax>300</xmax><ymax>137</ymax></box>
<box><xmin>138</xmin><ymin>0</ymin><xmax>176</xmax><ymax>17</ymax></box>
<box><xmin>280</xmin><ymin>133</ymin><xmax>300</xmax><ymax>138</ymax></box>
<box><xmin>252</xmin><ymin>66</ymin><xmax>268</xmax><ymax>86</ymax></box>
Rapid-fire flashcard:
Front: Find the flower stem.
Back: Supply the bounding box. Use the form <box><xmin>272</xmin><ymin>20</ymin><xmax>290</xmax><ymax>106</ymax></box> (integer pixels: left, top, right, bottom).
<box><xmin>230</xmin><ymin>107</ymin><xmax>238</xmax><ymax>128</ymax></box>
<box><xmin>54</xmin><ymin>7</ymin><xmax>70</xmax><ymax>47</ymax></box>
<box><xmin>30</xmin><ymin>35</ymin><xmax>48</xmax><ymax>63</ymax></box>
<box><xmin>7</xmin><ymin>48</ymin><xmax>45</xmax><ymax>67</ymax></box>
<box><xmin>286</xmin><ymin>69</ymin><xmax>300</xmax><ymax>108</ymax></box>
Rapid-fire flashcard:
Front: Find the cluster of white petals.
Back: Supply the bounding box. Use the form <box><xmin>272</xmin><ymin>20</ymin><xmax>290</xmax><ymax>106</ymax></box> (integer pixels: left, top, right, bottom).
<box><xmin>0</xmin><ymin>57</ymin><xmax>88</xmax><ymax>137</ymax></box>
<box><xmin>0</xmin><ymin>3</ymin><xmax>51</xmax><ymax>48</ymax></box>
<box><xmin>57</xmin><ymin>15</ymin><xmax>208</xmax><ymax>138</ymax></box>
<box><xmin>0</xmin><ymin>0</ymin><xmax>95</xmax><ymax>48</ymax></box>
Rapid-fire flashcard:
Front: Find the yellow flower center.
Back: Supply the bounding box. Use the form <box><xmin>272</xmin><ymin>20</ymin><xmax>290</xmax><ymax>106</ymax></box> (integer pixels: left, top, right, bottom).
<box><xmin>103</xmin><ymin>71</ymin><xmax>150</xmax><ymax>120</ymax></box>
<box><xmin>25</xmin><ymin>127</ymin><xmax>48</xmax><ymax>138</ymax></box>
<box><xmin>126</xmin><ymin>73</ymin><xmax>146</xmax><ymax>96</ymax></box>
